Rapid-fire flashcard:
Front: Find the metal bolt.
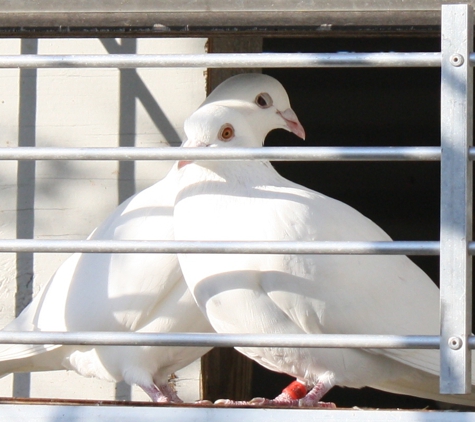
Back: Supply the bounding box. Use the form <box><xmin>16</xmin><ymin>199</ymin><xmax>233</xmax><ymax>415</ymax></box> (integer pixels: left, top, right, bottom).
<box><xmin>448</xmin><ymin>336</ymin><xmax>463</xmax><ymax>350</ymax></box>
<box><xmin>450</xmin><ymin>54</ymin><xmax>464</xmax><ymax>67</ymax></box>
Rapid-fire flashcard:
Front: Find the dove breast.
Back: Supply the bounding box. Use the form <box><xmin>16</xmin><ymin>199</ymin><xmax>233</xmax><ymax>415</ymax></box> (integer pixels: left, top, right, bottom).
<box><xmin>174</xmin><ymin>102</ymin><xmax>458</xmax><ymax>403</ymax></box>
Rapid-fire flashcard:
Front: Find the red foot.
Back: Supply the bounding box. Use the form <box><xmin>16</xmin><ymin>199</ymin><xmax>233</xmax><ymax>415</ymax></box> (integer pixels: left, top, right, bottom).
<box><xmin>282</xmin><ymin>380</ymin><xmax>307</xmax><ymax>399</ymax></box>
<box><xmin>211</xmin><ymin>379</ymin><xmax>336</xmax><ymax>408</ymax></box>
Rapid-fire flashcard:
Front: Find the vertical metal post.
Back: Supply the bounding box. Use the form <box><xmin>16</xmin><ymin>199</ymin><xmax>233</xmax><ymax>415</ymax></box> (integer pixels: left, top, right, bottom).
<box><xmin>440</xmin><ymin>4</ymin><xmax>473</xmax><ymax>394</ymax></box>
<box><xmin>14</xmin><ymin>38</ymin><xmax>38</xmax><ymax>398</ymax></box>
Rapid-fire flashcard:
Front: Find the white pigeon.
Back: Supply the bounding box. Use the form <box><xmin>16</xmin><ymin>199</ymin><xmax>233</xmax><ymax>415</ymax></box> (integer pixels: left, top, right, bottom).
<box><xmin>0</xmin><ymin>73</ymin><xmax>305</xmax><ymax>403</ymax></box>
<box><xmin>174</xmin><ymin>102</ymin><xmax>475</xmax><ymax>408</ymax></box>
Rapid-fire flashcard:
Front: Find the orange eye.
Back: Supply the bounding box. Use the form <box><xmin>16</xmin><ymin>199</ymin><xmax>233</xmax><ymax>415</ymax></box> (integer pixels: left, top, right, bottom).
<box><xmin>255</xmin><ymin>92</ymin><xmax>273</xmax><ymax>109</ymax></box>
<box><xmin>219</xmin><ymin>124</ymin><xmax>235</xmax><ymax>142</ymax></box>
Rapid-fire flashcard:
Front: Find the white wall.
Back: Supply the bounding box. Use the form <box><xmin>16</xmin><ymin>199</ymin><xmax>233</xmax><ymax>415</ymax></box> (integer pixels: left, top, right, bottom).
<box><xmin>0</xmin><ymin>37</ymin><xmax>207</xmax><ymax>402</ymax></box>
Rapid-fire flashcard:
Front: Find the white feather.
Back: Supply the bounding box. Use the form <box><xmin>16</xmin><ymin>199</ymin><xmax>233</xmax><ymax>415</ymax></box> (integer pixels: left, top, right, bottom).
<box><xmin>174</xmin><ymin>102</ymin><xmax>475</xmax><ymax>407</ymax></box>
<box><xmin>0</xmin><ymin>73</ymin><xmax>304</xmax><ymax>402</ymax></box>
<box><xmin>0</xmin><ymin>167</ymin><xmax>213</xmax><ymax>401</ymax></box>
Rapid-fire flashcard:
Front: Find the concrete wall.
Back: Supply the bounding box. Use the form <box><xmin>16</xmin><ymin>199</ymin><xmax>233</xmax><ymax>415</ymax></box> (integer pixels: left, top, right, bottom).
<box><xmin>0</xmin><ymin>37</ymin><xmax>207</xmax><ymax>401</ymax></box>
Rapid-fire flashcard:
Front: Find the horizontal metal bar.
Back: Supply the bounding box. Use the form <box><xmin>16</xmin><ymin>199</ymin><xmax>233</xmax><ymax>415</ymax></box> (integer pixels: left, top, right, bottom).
<box><xmin>4</xmin><ymin>406</ymin><xmax>475</xmax><ymax>422</ymax></box>
<box><xmin>0</xmin><ymin>147</ymin><xmax>442</xmax><ymax>161</ymax></box>
<box><xmin>0</xmin><ymin>332</ymin><xmax>441</xmax><ymax>349</ymax></box>
<box><xmin>0</xmin><ymin>240</ymin><xmax>440</xmax><ymax>255</ymax></box>
<box><xmin>0</xmin><ymin>0</ymin><xmax>468</xmax><ymax>14</ymax></box>
<box><xmin>0</xmin><ymin>53</ymin><xmax>441</xmax><ymax>69</ymax></box>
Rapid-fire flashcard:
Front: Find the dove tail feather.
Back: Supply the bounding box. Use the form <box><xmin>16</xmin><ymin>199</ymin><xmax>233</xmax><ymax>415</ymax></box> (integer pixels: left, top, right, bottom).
<box><xmin>0</xmin><ymin>344</ymin><xmax>64</xmax><ymax>378</ymax></box>
<box><xmin>0</xmin><ymin>344</ymin><xmax>60</xmax><ymax>363</ymax></box>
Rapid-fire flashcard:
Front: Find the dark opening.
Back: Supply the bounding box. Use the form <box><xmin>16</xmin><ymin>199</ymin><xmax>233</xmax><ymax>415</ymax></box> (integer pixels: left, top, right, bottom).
<box><xmin>255</xmin><ymin>35</ymin><xmax>444</xmax><ymax>409</ymax></box>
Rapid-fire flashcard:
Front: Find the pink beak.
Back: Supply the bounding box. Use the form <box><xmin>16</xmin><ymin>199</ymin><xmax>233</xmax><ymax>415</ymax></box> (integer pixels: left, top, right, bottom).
<box><xmin>278</xmin><ymin>108</ymin><xmax>306</xmax><ymax>140</ymax></box>
<box><xmin>177</xmin><ymin>160</ymin><xmax>191</xmax><ymax>169</ymax></box>
<box><xmin>178</xmin><ymin>139</ymin><xmax>208</xmax><ymax>169</ymax></box>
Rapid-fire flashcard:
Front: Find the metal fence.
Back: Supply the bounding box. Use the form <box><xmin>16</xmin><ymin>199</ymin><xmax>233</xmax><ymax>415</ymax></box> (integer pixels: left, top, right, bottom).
<box><xmin>0</xmin><ymin>3</ymin><xmax>473</xmax><ymax>421</ymax></box>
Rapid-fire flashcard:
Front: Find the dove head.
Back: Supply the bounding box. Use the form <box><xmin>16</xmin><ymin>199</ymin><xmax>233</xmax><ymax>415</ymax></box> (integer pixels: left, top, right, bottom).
<box><xmin>201</xmin><ymin>73</ymin><xmax>305</xmax><ymax>140</ymax></box>
<box><xmin>181</xmin><ymin>103</ymin><xmax>263</xmax><ymax>155</ymax></box>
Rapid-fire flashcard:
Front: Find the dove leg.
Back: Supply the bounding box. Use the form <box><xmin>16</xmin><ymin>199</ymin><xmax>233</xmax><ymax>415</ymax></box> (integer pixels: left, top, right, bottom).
<box><xmin>298</xmin><ymin>372</ymin><xmax>336</xmax><ymax>408</ymax></box>
<box><xmin>158</xmin><ymin>383</ymin><xmax>183</xmax><ymax>403</ymax></box>
<box><xmin>299</xmin><ymin>381</ymin><xmax>336</xmax><ymax>408</ymax></box>
<box><xmin>140</xmin><ymin>383</ymin><xmax>182</xmax><ymax>403</ymax></box>
<box><xmin>141</xmin><ymin>384</ymin><xmax>169</xmax><ymax>402</ymax></box>
<box><xmin>249</xmin><ymin>374</ymin><xmax>336</xmax><ymax>408</ymax></box>
<box><xmin>243</xmin><ymin>379</ymin><xmax>307</xmax><ymax>406</ymax></box>
<box><xmin>215</xmin><ymin>376</ymin><xmax>336</xmax><ymax>408</ymax></box>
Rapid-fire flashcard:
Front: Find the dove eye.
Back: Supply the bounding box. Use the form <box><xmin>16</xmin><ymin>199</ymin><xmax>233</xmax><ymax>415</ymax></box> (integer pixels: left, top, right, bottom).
<box><xmin>255</xmin><ymin>92</ymin><xmax>273</xmax><ymax>109</ymax></box>
<box><xmin>218</xmin><ymin>124</ymin><xmax>235</xmax><ymax>142</ymax></box>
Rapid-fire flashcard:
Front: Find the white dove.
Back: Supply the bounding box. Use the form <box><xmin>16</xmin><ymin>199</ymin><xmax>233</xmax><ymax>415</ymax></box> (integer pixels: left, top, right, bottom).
<box><xmin>174</xmin><ymin>102</ymin><xmax>475</xmax><ymax>408</ymax></box>
<box><xmin>0</xmin><ymin>73</ymin><xmax>305</xmax><ymax>403</ymax></box>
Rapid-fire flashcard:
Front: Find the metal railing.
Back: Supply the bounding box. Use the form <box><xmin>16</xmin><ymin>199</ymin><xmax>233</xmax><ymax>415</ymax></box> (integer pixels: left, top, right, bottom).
<box><xmin>0</xmin><ymin>239</ymin><xmax>442</xmax><ymax>255</ymax></box>
<box><xmin>0</xmin><ymin>52</ymin><xmax>442</xmax><ymax>68</ymax></box>
<box><xmin>0</xmin><ymin>2</ymin><xmax>473</xmax><ymax>411</ymax></box>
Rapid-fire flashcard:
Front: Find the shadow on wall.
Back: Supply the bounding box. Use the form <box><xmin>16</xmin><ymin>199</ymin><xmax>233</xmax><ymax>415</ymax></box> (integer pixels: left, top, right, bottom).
<box><xmin>14</xmin><ymin>38</ymin><xmax>38</xmax><ymax>398</ymax></box>
<box><xmin>13</xmin><ymin>38</ymin><xmax>184</xmax><ymax>400</ymax></box>
<box><xmin>100</xmin><ymin>38</ymin><xmax>182</xmax><ymax>203</ymax></box>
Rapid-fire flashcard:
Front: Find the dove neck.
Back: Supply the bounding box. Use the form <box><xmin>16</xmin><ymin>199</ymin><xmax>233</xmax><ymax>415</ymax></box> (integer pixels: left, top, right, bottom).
<box><xmin>183</xmin><ymin>160</ymin><xmax>278</xmax><ymax>186</ymax></box>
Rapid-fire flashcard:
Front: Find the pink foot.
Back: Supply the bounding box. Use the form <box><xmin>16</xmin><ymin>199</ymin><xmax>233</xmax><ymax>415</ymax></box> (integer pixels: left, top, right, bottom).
<box><xmin>249</xmin><ymin>391</ymin><xmax>335</xmax><ymax>408</ymax></box>
<box><xmin>214</xmin><ymin>399</ymin><xmax>252</xmax><ymax>406</ymax></box>
<box><xmin>194</xmin><ymin>400</ymin><xmax>214</xmax><ymax>405</ymax></box>
<box><xmin>249</xmin><ymin>396</ymin><xmax>335</xmax><ymax>408</ymax></box>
